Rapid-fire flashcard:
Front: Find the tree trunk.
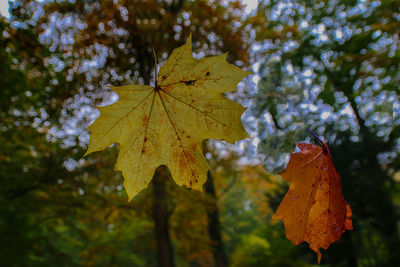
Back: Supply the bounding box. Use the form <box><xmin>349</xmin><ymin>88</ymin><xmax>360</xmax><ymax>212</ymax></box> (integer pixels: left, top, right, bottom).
<box><xmin>152</xmin><ymin>166</ymin><xmax>175</xmax><ymax>267</ymax></box>
<box><xmin>204</xmin><ymin>170</ymin><xmax>228</xmax><ymax>267</ymax></box>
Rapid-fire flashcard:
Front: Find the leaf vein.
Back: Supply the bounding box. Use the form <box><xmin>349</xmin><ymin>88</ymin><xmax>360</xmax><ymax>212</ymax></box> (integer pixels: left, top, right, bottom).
<box><xmin>157</xmin><ymin>91</ymin><xmax>197</xmax><ymax>181</ymax></box>
<box><xmin>160</xmin><ymin>89</ymin><xmax>240</xmax><ymax>132</ymax></box>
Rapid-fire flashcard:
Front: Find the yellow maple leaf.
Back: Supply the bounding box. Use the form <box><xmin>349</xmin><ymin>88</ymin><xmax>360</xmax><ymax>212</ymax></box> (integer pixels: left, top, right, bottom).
<box><xmin>84</xmin><ymin>36</ymin><xmax>250</xmax><ymax>200</ymax></box>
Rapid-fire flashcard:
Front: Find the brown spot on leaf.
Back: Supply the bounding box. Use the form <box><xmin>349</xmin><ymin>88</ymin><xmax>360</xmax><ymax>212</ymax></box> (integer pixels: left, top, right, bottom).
<box><xmin>172</xmin><ymin>150</ymin><xmax>180</xmax><ymax>160</ymax></box>
<box><xmin>186</xmin><ymin>151</ymin><xmax>196</xmax><ymax>164</ymax></box>
<box><xmin>178</xmin><ymin>153</ymin><xmax>188</xmax><ymax>169</ymax></box>
<box><xmin>189</xmin><ymin>143</ymin><xmax>197</xmax><ymax>151</ymax></box>
<box><xmin>142</xmin><ymin>115</ymin><xmax>149</xmax><ymax>125</ymax></box>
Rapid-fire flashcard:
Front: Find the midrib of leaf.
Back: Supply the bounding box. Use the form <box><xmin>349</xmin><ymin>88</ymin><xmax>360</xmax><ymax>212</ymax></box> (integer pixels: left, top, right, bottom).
<box><xmin>157</xmin><ymin>90</ymin><xmax>197</xmax><ymax>179</ymax></box>
<box><xmin>158</xmin><ymin>47</ymin><xmax>188</xmax><ymax>84</ymax></box>
<box><xmin>300</xmin><ymin>148</ymin><xmax>334</xmax><ymax>243</ymax></box>
<box><xmin>305</xmin><ymin>157</ymin><xmax>334</xmax><ymax>253</ymax></box>
<box><xmin>134</xmin><ymin>91</ymin><xmax>157</xmax><ymax>182</ymax></box>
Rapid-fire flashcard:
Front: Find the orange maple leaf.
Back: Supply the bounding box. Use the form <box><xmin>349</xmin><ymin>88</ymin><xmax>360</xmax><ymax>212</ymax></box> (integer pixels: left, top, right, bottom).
<box><xmin>273</xmin><ymin>142</ymin><xmax>353</xmax><ymax>263</ymax></box>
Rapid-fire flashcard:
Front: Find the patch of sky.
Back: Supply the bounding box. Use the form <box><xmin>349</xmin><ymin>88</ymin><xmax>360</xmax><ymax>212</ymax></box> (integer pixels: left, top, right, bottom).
<box><xmin>372</xmin><ymin>30</ymin><xmax>382</xmax><ymax>39</ymax></box>
<box><xmin>282</xmin><ymin>40</ymin><xmax>299</xmax><ymax>52</ymax></box>
<box><xmin>334</xmin><ymin>30</ymin><xmax>344</xmax><ymax>44</ymax></box>
<box><xmin>299</xmin><ymin>20</ymin><xmax>309</xmax><ymax>30</ymax></box>
<box><xmin>300</xmin><ymin>103</ymin><xmax>318</xmax><ymax>112</ymax></box>
<box><xmin>302</xmin><ymin>68</ymin><xmax>313</xmax><ymax>78</ymax></box>
<box><xmin>243</xmin><ymin>0</ymin><xmax>258</xmax><ymax>14</ymax></box>
<box><xmin>117</xmin><ymin>5</ymin><xmax>129</xmax><ymax>22</ymax></box>
<box><xmin>339</xmin><ymin>104</ymin><xmax>355</xmax><ymax>118</ymax></box>
<box><xmin>0</xmin><ymin>0</ymin><xmax>11</xmax><ymax>18</ymax></box>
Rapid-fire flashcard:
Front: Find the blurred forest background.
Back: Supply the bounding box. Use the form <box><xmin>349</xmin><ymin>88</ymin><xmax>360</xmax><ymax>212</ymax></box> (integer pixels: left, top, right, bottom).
<box><xmin>1</xmin><ymin>0</ymin><xmax>399</xmax><ymax>266</ymax></box>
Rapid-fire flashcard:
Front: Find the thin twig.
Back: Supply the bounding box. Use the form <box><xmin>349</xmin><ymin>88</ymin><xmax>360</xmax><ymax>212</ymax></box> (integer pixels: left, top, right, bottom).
<box><xmin>306</xmin><ymin>128</ymin><xmax>331</xmax><ymax>158</ymax></box>
<box><xmin>306</xmin><ymin>128</ymin><xmax>325</xmax><ymax>146</ymax></box>
<box><xmin>152</xmin><ymin>47</ymin><xmax>158</xmax><ymax>87</ymax></box>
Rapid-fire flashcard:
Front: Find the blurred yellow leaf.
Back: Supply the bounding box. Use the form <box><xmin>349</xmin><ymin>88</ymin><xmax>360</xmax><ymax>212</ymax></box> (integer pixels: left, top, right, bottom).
<box><xmin>85</xmin><ymin>36</ymin><xmax>249</xmax><ymax>200</ymax></box>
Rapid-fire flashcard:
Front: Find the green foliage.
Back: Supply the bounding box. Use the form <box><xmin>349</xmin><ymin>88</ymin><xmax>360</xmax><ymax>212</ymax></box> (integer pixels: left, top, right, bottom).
<box><xmin>231</xmin><ymin>229</ymin><xmax>312</xmax><ymax>267</ymax></box>
<box><xmin>231</xmin><ymin>235</ymin><xmax>272</xmax><ymax>267</ymax></box>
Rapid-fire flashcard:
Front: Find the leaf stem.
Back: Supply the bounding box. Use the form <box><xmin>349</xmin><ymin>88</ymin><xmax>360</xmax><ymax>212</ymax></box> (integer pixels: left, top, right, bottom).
<box><xmin>306</xmin><ymin>128</ymin><xmax>325</xmax><ymax>146</ymax></box>
<box><xmin>306</xmin><ymin>128</ymin><xmax>331</xmax><ymax>157</ymax></box>
<box><xmin>152</xmin><ymin>47</ymin><xmax>158</xmax><ymax>87</ymax></box>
